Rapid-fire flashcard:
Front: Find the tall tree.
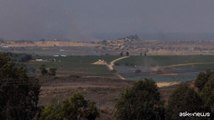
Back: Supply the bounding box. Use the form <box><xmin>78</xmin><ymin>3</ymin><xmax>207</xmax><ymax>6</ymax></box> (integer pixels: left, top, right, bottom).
<box><xmin>166</xmin><ymin>85</ymin><xmax>204</xmax><ymax>120</ymax></box>
<box><xmin>40</xmin><ymin>92</ymin><xmax>99</xmax><ymax>120</ymax></box>
<box><xmin>115</xmin><ymin>79</ymin><xmax>164</xmax><ymax>120</ymax></box>
<box><xmin>200</xmin><ymin>74</ymin><xmax>214</xmax><ymax>114</ymax></box>
<box><xmin>194</xmin><ymin>70</ymin><xmax>214</xmax><ymax>91</ymax></box>
<box><xmin>194</xmin><ymin>70</ymin><xmax>214</xmax><ymax>118</ymax></box>
<box><xmin>0</xmin><ymin>53</ymin><xmax>40</xmax><ymax>120</ymax></box>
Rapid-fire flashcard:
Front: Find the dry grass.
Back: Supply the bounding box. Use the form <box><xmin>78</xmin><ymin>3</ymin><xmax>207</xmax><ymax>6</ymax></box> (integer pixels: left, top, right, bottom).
<box><xmin>39</xmin><ymin>76</ymin><xmax>190</xmax><ymax>119</ymax></box>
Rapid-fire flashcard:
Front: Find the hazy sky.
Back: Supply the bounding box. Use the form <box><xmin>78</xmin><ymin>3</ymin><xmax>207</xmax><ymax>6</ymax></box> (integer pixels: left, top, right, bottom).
<box><xmin>0</xmin><ymin>0</ymin><xmax>214</xmax><ymax>40</ymax></box>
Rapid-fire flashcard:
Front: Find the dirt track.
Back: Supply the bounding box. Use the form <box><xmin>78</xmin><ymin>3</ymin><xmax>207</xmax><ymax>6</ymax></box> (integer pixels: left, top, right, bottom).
<box><xmin>162</xmin><ymin>62</ymin><xmax>214</xmax><ymax>69</ymax></box>
<box><xmin>107</xmin><ymin>56</ymin><xmax>129</xmax><ymax>70</ymax></box>
<box><xmin>93</xmin><ymin>56</ymin><xmax>129</xmax><ymax>80</ymax></box>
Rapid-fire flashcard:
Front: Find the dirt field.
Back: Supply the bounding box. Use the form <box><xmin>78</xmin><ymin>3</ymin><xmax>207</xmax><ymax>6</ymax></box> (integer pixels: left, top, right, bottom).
<box><xmin>39</xmin><ymin>76</ymin><xmax>184</xmax><ymax>120</ymax></box>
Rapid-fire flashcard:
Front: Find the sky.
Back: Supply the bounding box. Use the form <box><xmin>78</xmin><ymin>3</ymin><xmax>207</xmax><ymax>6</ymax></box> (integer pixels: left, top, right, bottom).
<box><xmin>0</xmin><ymin>0</ymin><xmax>214</xmax><ymax>40</ymax></box>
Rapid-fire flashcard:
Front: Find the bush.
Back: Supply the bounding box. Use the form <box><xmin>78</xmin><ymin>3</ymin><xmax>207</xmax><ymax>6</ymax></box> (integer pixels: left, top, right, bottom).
<box><xmin>49</xmin><ymin>68</ymin><xmax>57</xmax><ymax>76</ymax></box>
<box><xmin>194</xmin><ymin>70</ymin><xmax>214</xmax><ymax>116</ymax></box>
<box><xmin>135</xmin><ymin>69</ymin><xmax>142</xmax><ymax>73</ymax></box>
<box><xmin>195</xmin><ymin>72</ymin><xmax>209</xmax><ymax>91</ymax></box>
<box><xmin>0</xmin><ymin>53</ymin><xmax>40</xmax><ymax>120</ymax></box>
<box><xmin>18</xmin><ymin>54</ymin><xmax>32</xmax><ymax>62</ymax></box>
<box><xmin>40</xmin><ymin>64</ymin><xmax>48</xmax><ymax>76</ymax></box>
<box><xmin>115</xmin><ymin>79</ymin><xmax>164</xmax><ymax>120</ymax></box>
<box><xmin>200</xmin><ymin>74</ymin><xmax>214</xmax><ymax>113</ymax></box>
<box><xmin>40</xmin><ymin>92</ymin><xmax>99</xmax><ymax>120</ymax></box>
<box><xmin>166</xmin><ymin>85</ymin><xmax>204</xmax><ymax>120</ymax></box>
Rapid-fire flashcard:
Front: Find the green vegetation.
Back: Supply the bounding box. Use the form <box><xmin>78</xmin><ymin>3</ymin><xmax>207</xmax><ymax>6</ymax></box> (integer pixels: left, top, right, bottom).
<box><xmin>200</xmin><ymin>78</ymin><xmax>214</xmax><ymax>113</ymax></box>
<box><xmin>1</xmin><ymin>52</ymin><xmax>214</xmax><ymax>119</ymax></box>
<box><xmin>166</xmin><ymin>85</ymin><xmax>204</xmax><ymax>120</ymax></box>
<box><xmin>48</xmin><ymin>68</ymin><xmax>57</xmax><ymax>76</ymax></box>
<box><xmin>40</xmin><ymin>64</ymin><xmax>48</xmax><ymax>76</ymax></box>
<box><xmin>39</xmin><ymin>64</ymin><xmax>57</xmax><ymax>76</ymax></box>
<box><xmin>27</xmin><ymin>55</ymin><xmax>214</xmax><ymax>80</ymax></box>
<box><xmin>2</xmin><ymin>52</ymin><xmax>32</xmax><ymax>62</ymax></box>
<box><xmin>166</xmin><ymin>70</ymin><xmax>214</xmax><ymax>119</ymax></box>
<box><xmin>39</xmin><ymin>92</ymin><xmax>99</xmax><ymax>120</ymax></box>
<box><xmin>117</xmin><ymin>55</ymin><xmax>214</xmax><ymax>68</ymax></box>
<box><xmin>195</xmin><ymin>70</ymin><xmax>214</xmax><ymax>114</ymax></box>
<box><xmin>195</xmin><ymin>70</ymin><xmax>212</xmax><ymax>91</ymax></box>
<box><xmin>27</xmin><ymin>56</ymin><xmax>119</xmax><ymax>77</ymax></box>
<box><xmin>115</xmin><ymin>79</ymin><xmax>164</xmax><ymax>120</ymax></box>
<box><xmin>116</xmin><ymin>75</ymin><xmax>214</xmax><ymax>120</ymax></box>
<box><xmin>0</xmin><ymin>53</ymin><xmax>40</xmax><ymax>120</ymax></box>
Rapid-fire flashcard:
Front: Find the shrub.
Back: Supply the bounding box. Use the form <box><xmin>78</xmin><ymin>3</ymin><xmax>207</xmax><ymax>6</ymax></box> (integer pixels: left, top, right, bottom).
<box><xmin>0</xmin><ymin>53</ymin><xmax>40</xmax><ymax>120</ymax></box>
<box><xmin>49</xmin><ymin>68</ymin><xmax>57</xmax><ymax>76</ymax></box>
<box><xmin>200</xmin><ymin>75</ymin><xmax>214</xmax><ymax>113</ymax></box>
<box><xmin>195</xmin><ymin>72</ymin><xmax>209</xmax><ymax>91</ymax></box>
<box><xmin>115</xmin><ymin>79</ymin><xmax>164</xmax><ymax>120</ymax></box>
<box><xmin>39</xmin><ymin>64</ymin><xmax>48</xmax><ymax>76</ymax></box>
<box><xmin>166</xmin><ymin>85</ymin><xmax>204</xmax><ymax>120</ymax></box>
<box><xmin>40</xmin><ymin>92</ymin><xmax>99</xmax><ymax>120</ymax></box>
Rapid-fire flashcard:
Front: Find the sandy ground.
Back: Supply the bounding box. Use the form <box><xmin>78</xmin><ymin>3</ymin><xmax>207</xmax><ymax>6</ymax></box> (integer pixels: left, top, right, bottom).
<box><xmin>157</xmin><ymin>81</ymin><xmax>180</xmax><ymax>87</ymax></box>
<box><xmin>39</xmin><ymin>76</ymin><xmax>182</xmax><ymax>120</ymax></box>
